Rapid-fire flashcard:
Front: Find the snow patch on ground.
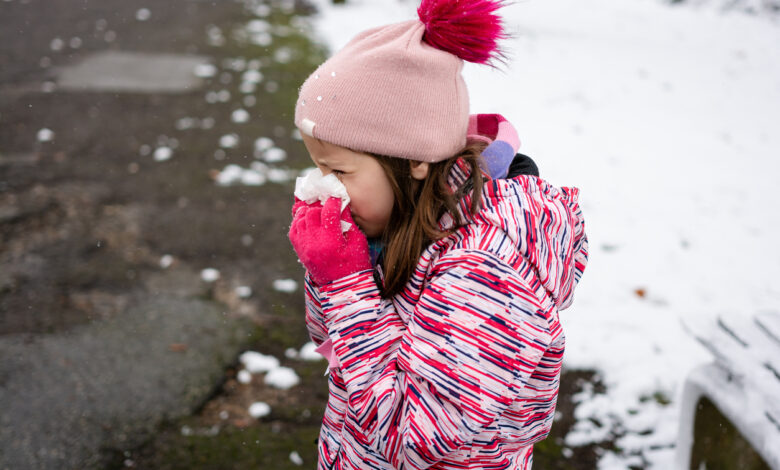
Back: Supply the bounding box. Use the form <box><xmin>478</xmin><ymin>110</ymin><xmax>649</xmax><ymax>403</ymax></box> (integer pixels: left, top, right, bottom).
<box><xmin>239</xmin><ymin>350</ymin><xmax>301</xmax><ymax>390</ymax></box>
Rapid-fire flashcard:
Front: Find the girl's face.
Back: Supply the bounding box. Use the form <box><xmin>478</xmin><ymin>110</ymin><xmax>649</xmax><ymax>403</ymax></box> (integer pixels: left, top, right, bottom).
<box><xmin>301</xmin><ymin>133</ymin><xmax>395</xmax><ymax>238</ymax></box>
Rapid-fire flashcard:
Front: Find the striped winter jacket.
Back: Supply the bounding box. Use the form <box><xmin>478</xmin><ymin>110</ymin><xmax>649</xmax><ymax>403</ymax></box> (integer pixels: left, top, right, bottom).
<box><xmin>303</xmin><ymin>158</ymin><xmax>588</xmax><ymax>470</ymax></box>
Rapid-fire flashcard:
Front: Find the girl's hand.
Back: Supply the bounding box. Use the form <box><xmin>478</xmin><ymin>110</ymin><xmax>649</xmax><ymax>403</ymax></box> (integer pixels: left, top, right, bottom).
<box><xmin>288</xmin><ymin>197</ymin><xmax>371</xmax><ymax>286</ymax></box>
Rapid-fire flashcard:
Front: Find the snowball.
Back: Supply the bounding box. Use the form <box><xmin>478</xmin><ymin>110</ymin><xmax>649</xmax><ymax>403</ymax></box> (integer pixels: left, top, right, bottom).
<box><xmin>289</xmin><ymin>451</ymin><xmax>303</xmax><ymax>466</ymax></box>
<box><xmin>240</xmin><ymin>81</ymin><xmax>256</xmax><ymax>94</ymax></box>
<box><xmin>248</xmin><ymin>402</ymin><xmax>271</xmax><ymax>418</ymax></box>
<box><xmin>267</xmin><ymin>168</ymin><xmax>292</xmax><ymax>184</ymax></box>
<box><xmin>250</xmin><ymin>161</ymin><xmax>269</xmax><ymax>173</ymax></box>
<box><xmin>232</xmin><ymin>109</ymin><xmax>250</xmax><ymax>123</ymax></box>
<box><xmin>239</xmin><ymin>169</ymin><xmax>266</xmax><ymax>186</ymax></box>
<box><xmin>235</xmin><ymin>285</ymin><xmax>252</xmax><ymax>298</ymax></box>
<box><xmin>254</xmin><ymin>137</ymin><xmax>274</xmax><ymax>152</ymax></box>
<box><xmin>194</xmin><ymin>63</ymin><xmax>217</xmax><ymax>78</ymax></box>
<box><xmin>237</xmin><ymin>369</ymin><xmax>252</xmax><ymax>384</ymax></box>
<box><xmin>215</xmin><ymin>164</ymin><xmax>243</xmax><ymax>186</ymax></box>
<box><xmin>274</xmin><ymin>47</ymin><xmax>293</xmax><ymax>64</ymax></box>
<box><xmin>200</xmin><ymin>268</ymin><xmax>220</xmax><ymax>282</ymax></box>
<box><xmin>176</xmin><ymin>117</ymin><xmax>195</xmax><ymax>130</ymax></box>
<box><xmin>242</xmin><ymin>69</ymin><xmax>263</xmax><ymax>84</ymax></box>
<box><xmin>153</xmin><ymin>146</ymin><xmax>172</xmax><ymax>162</ymax></box>
<box><xmin>272</xmin><ymin>279</ymin><xmax>298</xmax><ymax>293</ymax></box>
<box><xmin>135</xmin><ymin>8</ymin><xmax>151</xmax><ymax>21</ymax></box>
<box><xmin>246</xmin><ymin>19</ymin><xmax>271</xmax><ymax>34</ymax></box>
<box><xmin>239</xmin><ymin>351</ymin><xmax>279</xmax><ymax>373</ymax></box>
<box><xmin>219</xmin><ymin>133</ymin><xmax>239</xmax><ymax>148</ymax></box>
<box><xmin>254</xmin><ymin>4</ymin><xmax>271</xmax><ymax>17</ymax></box>
<box><xmin>298</xmin><ymin>342</ymin><xmax>325</xmax><ymax>361</ymax></box>
<box><xmin>264</xmin><ymin>367</ymin><xmax>300</xmax><ymax>390</ymax></box>
<box><xmin>159</xmin><ymin>254</ymin><xmax>174</xmax><ymax>269</ymax></box>
<box><xmin>37</xmin><ymin>128</ymin><xmax>54</xmax><ymax>142</ymax></box>
<box><xmin>263</xmin><ymin>147</ymin><xmax>286</xmax><ymax>162</ymax></box>
<box><xmin>50</xmin><ymin>37</ymin><xmax>64</xmax><ymax>51</ymax></box>
<box><xmin>251</xmin><ymin>32</ymin><xmax>273</xmax><ymax>47</ymax></box>
<box><xmin>217</xmin><ymin>89</ymin><xmax>230</xmax><ymax>102</ymax></box>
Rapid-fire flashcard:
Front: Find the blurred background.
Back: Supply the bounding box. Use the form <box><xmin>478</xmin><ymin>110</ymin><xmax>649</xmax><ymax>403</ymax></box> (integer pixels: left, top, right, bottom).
<box><xmin>1</xmin><ymin>0</ymin><xmax>778</xmax><ymax>469</ymax></box>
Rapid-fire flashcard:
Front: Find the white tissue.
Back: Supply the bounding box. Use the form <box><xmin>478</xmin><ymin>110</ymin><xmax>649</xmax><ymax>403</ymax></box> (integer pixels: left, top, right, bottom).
<box><xmin>294</xmin><ymin>168</ymin><xmax>352</xmax><ymax>233</ymax></box>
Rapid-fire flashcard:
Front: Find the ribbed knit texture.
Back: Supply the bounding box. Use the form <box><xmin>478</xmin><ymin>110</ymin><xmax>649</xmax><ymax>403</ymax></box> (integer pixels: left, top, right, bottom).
<box><xmin>294</xmin><ymin>20</ymin><xmax>469</xmax><ymax>162</ymax></box>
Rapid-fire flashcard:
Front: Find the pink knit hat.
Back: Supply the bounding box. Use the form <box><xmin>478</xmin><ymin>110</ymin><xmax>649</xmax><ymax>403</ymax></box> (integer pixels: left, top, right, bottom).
<box><xmin>294</xmin><ymin>0</ymin><xmax>507</xmax><ymax>163</ymax></box>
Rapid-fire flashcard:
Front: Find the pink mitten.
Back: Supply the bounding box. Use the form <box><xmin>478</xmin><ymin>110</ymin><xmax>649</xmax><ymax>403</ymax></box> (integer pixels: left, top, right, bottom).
<box><xmin>288</xmin><ymin>197</ymin><xmax>371</xmax><ymax>285</ymax></box>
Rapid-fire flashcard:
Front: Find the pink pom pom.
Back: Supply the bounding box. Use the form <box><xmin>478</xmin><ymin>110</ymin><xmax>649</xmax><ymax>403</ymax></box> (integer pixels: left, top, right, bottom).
<box><xmin>417</xmin><ymin>0</ymin><xmax>508</xmax><ymax>65</ymax></box>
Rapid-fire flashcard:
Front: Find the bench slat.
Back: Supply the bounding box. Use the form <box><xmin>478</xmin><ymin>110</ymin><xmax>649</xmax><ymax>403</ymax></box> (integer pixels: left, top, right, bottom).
<box><xmin>683</xmin><ymin>312</ymin><xmax>780</xmax><ymax>432</ymax></box>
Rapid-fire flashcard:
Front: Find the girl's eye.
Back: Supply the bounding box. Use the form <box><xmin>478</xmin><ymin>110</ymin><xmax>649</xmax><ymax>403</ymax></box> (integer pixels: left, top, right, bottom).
<box><xmin>331</xmin><ymin>170</ymin><xmax>344</xmax><ymax>176</ymax></box>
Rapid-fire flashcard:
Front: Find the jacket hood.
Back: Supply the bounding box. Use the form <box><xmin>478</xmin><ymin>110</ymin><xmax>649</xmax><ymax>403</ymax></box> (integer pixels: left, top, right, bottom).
<box><xmin>446</xmin><ymin>115</ymin><xmax>589</xmax><ymax>310</ymax></box>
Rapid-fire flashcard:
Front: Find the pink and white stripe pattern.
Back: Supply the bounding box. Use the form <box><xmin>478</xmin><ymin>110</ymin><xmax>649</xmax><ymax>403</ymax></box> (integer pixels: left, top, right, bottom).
<box><xmin>304</xmin><ymin>159</ymin><xmax>588</xmax><ymax>469</ymax></box>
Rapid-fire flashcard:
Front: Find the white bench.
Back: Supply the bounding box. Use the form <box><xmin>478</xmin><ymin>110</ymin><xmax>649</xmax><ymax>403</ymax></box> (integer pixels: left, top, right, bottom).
<box><xmin>676</xmin><ymin>311</ymin><xmax>780</xmax><ymax>469</ymax></box>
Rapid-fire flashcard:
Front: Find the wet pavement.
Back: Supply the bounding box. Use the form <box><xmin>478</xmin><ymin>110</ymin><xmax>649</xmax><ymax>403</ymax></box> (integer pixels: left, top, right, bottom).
<box><xmin>0</xmin><ymin>0</ymin><xmax>325</xmax><ymax>468</ymax></box>
<box><xmin>0</xmin><ymin>0</ymin><xmax>604</xmax><ymax>468</ymax></box>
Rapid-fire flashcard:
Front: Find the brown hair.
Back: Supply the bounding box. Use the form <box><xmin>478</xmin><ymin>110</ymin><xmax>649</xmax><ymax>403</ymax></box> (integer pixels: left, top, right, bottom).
<box><xmin>372</xmin><ymin>141</ymin><xmax>488</xmax><ymax>298</ymax></box>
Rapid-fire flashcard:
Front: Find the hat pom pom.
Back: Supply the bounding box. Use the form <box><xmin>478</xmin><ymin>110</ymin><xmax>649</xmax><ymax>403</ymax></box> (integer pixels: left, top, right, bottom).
<box><xmin>417</xmin><ymin>0</ymin><xmax>508</xmax><ymax>65</ymax></box>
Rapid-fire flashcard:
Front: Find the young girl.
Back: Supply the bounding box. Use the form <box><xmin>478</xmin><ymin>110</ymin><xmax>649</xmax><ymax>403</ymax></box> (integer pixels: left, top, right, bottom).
<box><xmin>288</xmin><ymin>1</ymin><xmax>588</xmax><ymax>468</ymax></box>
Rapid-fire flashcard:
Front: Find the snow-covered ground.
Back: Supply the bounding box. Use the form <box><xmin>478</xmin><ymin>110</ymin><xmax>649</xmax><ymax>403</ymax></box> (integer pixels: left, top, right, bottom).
<box><xmin>299</xmin><ymin>0</ymin><xmax>780</xmax><ymax>467</ymax></box>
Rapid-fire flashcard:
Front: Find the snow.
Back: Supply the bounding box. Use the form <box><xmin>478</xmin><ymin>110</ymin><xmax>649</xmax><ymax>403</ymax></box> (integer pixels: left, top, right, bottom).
<box><xmin>254</xmin><ymin>137</ymin><xmax>274</xmax><ymax>152</ymax></box>
<box><xmin>36</xmin><ymin>128</ymin><xmax>54</xmax><ymax>142</ymax></box>
<box><xmin>239</xmin><ymin>351</ymin><xmax>279</xmax><ymax>373</ymax></box>
<box><xmin>50</xmin><ymin>37</ymin><xmax>64</xmax><ymax>52</ymax></box>
<box><xmin>219</xmin><ymin>133</ymin><xmax>239</xmax><ymax>148</ymax></box>
<box><xmin>264</xmin><ymin>366</ymin><xmax>300</xmax><ymax>389</ymax></box>
<box><xmin>230</xmin><ymin>109</ymin><xmax>249</xmax><ymax>124</ymax></box>
<box><xmin>294</xmin><ymin>168</ymin><xmax>351</xmax><ymax>219</ymax></box>
<box><xmin>285</xmin><ymin>342</ymin><xmax>325</xmax><ymax>361</ymax></box>
<box><xmin>298</xmin><ymin>342</ymin><xmax>324</xmax><ymax>361</ymax></box>
<box><xmin>135</xmin><ymin>8</ymin><xmax>151</xmax><ymax>22</ymax></box>
<box><xmin>254</xmin><ymin>4</ymin><xmax>272</xmax><ymax>17</ymax></box>
<box><xmin>200</xmin><ymin>268</ymin><xmax>220</xmax><ymax>283</ymax></box>
<box><xmin>272</xmin><ymin>278</ymin><xmax>298</xmax><ymax>293</ymax></box>
<box><xmin>238</xmin><ymin>350</ymin><xmax>301</xmax><ymax>390</ymax></box>
<box><xmin>159</xmin><ymin>254</ymin><xmax>173</xmax><ymax>269</ymax></box>
<box><xmin>299</xmin><ymin>0</ymin><xmax>780</xmax><ymax>467</ymax></box>
<box><xmin>242</xmin><ymin>69</ymin><xmax>263</xmax><ymax>84</ymax></box>
<box><xmin>248</xmin><ymin>401</ymin><xmax>271</xmax><ymax>418</ymax></box>
<box><xmin>235</xmin><ymin>285</ymin><xmax>252</xmax><ymax>298</ymax></box>
<box><xmin>289</xmin><ymin>450</ymin><xmax>304</xmax><ymax>465</ymax></box>
<box><xmin>237</xmin><ymin>369</ymin><xmax>252</xmax><ymax>384</ymax></box>
<box><xmin>153</xmin><ymin>146</ymin><xmax>172</xmax><ymax>162</ymax></box>
<box><xmin>262</xmin><ymin>147</ymin><xmax>287</xmax><ymax>162</ymax></box>
<box><xmin>214</xmin><ymin>162</ymin><xmax>295</xmax><ymax>187</ymax></box>
<box><xmin>193</xmin><ymin>63</ymin><xmax>217</xmax><ymax>78</ymax></box>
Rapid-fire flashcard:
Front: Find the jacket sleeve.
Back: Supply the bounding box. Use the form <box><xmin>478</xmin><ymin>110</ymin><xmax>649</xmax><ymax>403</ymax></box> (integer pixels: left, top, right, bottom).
<box><xmin>318</xmin><ymin>248</ymin><xmax>552</xmax><ymax>469</ymax></box>
<box><xmin>304</xmin><ymin>273</ymin><xmax>329</xmax><ymax>346</ymax></box>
